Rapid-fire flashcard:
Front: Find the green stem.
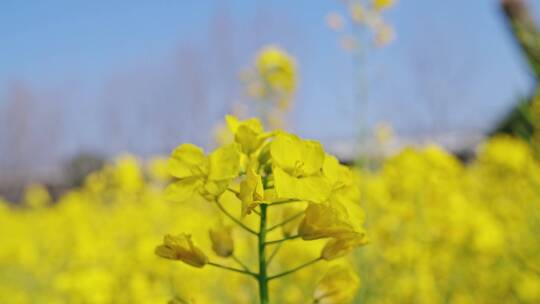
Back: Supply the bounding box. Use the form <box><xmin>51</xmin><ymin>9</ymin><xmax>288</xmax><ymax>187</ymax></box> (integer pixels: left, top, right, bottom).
<box><xmin>268</xmin><ymin>257</ymin><xmax>322</xmax><ymax>281</ymax></box>
<box><xmin>267</xmin><ymin>199</ymin><xmax>302</xmax><ymax>207</ymax></box>
<box><xmin>266</xmin><ymin>212</ymin><xmax>304</xmax><ymax>232</ymax></box>
<box><xmin>231</xmin><ymin>254</ymin><xmax>252</xmax><ymax>273</ymax></box>
<box><xmin>208</xmin><ymin>262</ymin><xmax>256</xmax><ymax>277</ymax></box>
<box><xmin>258</xmin><ymin>204</ymin><xmax>270</xmax><ymax>304</ymax></box>
<box><xmin>267</xmin><ymin>242</ymin><xmax>283</xmax><ymax>266</ymax></box>
<box><xmin>265</xmin><ymin>235</ymin><xmax>300</xmax><ymax>245</ymax></box>
<box><xmin>216</xmin><ymin>199</ymin><xmax>257</xmax><ymax>236</ymax></box>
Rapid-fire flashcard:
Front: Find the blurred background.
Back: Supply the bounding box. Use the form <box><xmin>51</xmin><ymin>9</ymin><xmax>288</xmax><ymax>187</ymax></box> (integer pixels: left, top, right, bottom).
<box><xmin>1</xmin><ymin>0</ymin><xmax>537</xmax><ymax>195</ymax></box>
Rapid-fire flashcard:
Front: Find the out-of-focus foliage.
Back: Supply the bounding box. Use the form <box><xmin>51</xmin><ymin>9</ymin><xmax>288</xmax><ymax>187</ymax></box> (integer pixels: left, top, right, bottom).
<box><xmin>495</xmin><ymin>90</ymin><xmax>540</xmax><ymax>156</ymax></box>
<box><xmin>63</xmin><ymin>153</ymin><xmax>106</xmax><ymax>188</ymax></box>
<box><xmin>1</xmin><ymin>134</ymin><xmax>540</xmax><ymax>303</ymax></box>
<box><xmin>496</xmin><ymin>0</ymin><xmax>540</xmax><ymax>155</ymax></box>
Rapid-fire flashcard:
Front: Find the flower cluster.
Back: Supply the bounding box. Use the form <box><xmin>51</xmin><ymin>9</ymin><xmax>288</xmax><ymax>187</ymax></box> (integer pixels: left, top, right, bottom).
<box><xmin>357</xmin><ymin>135</ymin><xmax>540</xmax><ymax>303</ymax></box>
<box><xmin>239</xmin><ymin>46</ymin><xmax>297</xmax><ymax>129</ymax></box>
<box><xmin>326</xmin><ymin>0</ymin><xmax>397</xmax><ymax>50</ymax></box>
<box><xmin>157</xmin><ymin>115</ymin><xmax>367</xmax><ymax>303</ymax></box>
<box><xmin>1</xmin><ymin>134</ymin><xmax>540</xmax><ymax>303</ymax></box>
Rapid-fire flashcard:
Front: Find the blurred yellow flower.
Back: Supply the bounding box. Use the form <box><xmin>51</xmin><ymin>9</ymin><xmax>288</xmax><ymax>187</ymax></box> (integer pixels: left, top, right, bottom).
<box><xmin>374</xmin><ymin>0</ymin><xmax>395</xmax><ymax>11</ymax></box>
<box><xmin>256</xmin><ymin>46</ymin><xmax>296</xmax><ymax>96</ymax></box>
<box><xmin>23</xmin><ymin>183</ymin><xmax>51</xmax><ymax>208</ymax></box>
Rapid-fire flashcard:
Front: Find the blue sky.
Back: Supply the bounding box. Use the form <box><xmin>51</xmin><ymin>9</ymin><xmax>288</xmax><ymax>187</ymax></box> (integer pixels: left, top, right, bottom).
<box><xmin>0</xmin><ymin>0</ymin><xmax>537</xmax><ymax>160</ymax></box>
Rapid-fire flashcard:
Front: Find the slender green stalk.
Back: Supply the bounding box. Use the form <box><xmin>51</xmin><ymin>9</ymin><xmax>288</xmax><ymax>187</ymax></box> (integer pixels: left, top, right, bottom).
<box><xmin>258</xmin><ymin>204</ymin><xmax>270</xmax><ymax>304</ymax></box>
<box><xmin>231</xmin><ymin>254</ymin><xmax>252</xmax><ymax>273</ymax></box>
<box><xmin>266</xmin><ymin>212</ymin><xmax>304</xmax><ymax>232</ymax></box>
<box><xmin>268</xmin><ymin>257</ymin><xmax>322</xmax><ymax>281</ymax></box>
<box><xmin>267</xmin><ymin>199</ymin><xmax>302</xmax><ymax>207</ymax></box>
<box><xmin>215</xmin><ymin>199</ymin><xmax>257</xmax><ymax>236</ymax></box>
<box><xmin>265</xmin><ymin>234</ymin><xmax>300</xmax><ymax>245</ymax></box>
<box><xmin>266</xmin><ymin>242</ymin><xmax>283</xmax><ymax>266</ymax></box>
<box><xmin>208</xmin><ymin>262</ymin><xmax>257</xmax><ymax>277</ymax></box>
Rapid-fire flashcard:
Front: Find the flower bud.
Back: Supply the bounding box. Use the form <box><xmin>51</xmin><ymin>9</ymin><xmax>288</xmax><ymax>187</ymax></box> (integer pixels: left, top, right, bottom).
<box><xmin>209</xmin><ymin>226</ymin><xmax>235</xmax><ymax>257</ymax></box>
<box><xmin>155</xmin><ymin>234</ymin><xmax>208</xmax><ymax>268</ymax></box>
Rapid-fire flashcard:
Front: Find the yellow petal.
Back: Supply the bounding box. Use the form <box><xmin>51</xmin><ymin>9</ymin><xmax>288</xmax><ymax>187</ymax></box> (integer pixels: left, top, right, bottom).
<box><xmin>271</xmin><ymin>134</ymin><xmax>303</xmax><ymax>173</ymax></box>
<box><xmin>168</xmin><ymin>144</ymin><xmax>207</xmax><ymax>179</ymax></box>
<box><xmin>271</xmin><ymin>133</ymin><xmax>325</xmax><ymax>176</ymax></box>
<box><xmin>274</xmin><ymin>167</ymin><xmax>330</xmax><ymax>203</ymax></box>
<box><xmin>165</xmin><ymin>178</ymin><xmax>203</xmax><ymax>203</ymax></box>
<box><xmin>321</xmin><ymin>234</ymin><xmax>368</xmax><ymax>260</ymax></box>
<box><xmin>208</xmin><ymin>144</ymin><xmax>241</xmax><ymax>181</ymax></box>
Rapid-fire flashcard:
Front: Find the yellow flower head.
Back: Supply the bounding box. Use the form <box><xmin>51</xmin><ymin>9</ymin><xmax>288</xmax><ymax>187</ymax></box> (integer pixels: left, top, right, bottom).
<box><xmin>256</xmin><ymin>46</ymin><xmax>296</xmax><ymax>96</ymax></box>
<box><xmin>166</xmin><ymin>143</ymin><xmax>241</xmax><ymax>202</ymax></box>
<box><xmin>271</xmin><ymin>133</ymin><xmax>331</xmax><ymax>202</ymax></box>
<box><xmin>313</xmin><ymin>265</ymin><xmax>360</xmax><ymax>304</ymax></box>
<box><xmin>155</xmin><ymin>234</ymin><xmax>208</xmax><ymax>268</ymax></box>
<box><xmin>209</xmin><ymin>226</ymin><xmax>235</xmax><ymax>258</ymax></box>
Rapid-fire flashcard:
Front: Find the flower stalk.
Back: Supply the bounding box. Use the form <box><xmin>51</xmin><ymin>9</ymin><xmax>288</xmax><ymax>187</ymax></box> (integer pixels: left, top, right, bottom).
<box><xmin>258</xmin><ymin>203</ymin><xmax>270</xmax><ymax>304</ymax></box>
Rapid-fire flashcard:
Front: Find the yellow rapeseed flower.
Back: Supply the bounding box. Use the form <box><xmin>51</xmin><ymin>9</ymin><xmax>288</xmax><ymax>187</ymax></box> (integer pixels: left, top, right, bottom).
<box><xmin>256</xmin><ymin>46</ymin><xmax>296</xmax><ymax>96</ymax></box>
<box><xmin>271</xmin><ymin>133</ymin><xmax>330</xmax><ymax>202</ymax></box>
<box><xmin>166</xmin><ymin>143</ymin><xmax>241</xmax><ymax>202</ymax></box>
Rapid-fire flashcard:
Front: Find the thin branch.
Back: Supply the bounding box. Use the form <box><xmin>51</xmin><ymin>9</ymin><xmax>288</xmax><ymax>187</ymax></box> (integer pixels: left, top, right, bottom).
<box><xmin>268</xmin><ymin>199</ymin><xmax>302</xmax><ymax>207</ymax></box>
<box><xmin>232</xmin><ymin>254</ymin><xmax>252</xmax><ymax>273</ymax></box>
<box><xmin>267</xmin><ymin>242</ymin><xmax>283</xmax><ymax>265</ymax></box>
<box><xmin>268</xmin><ymin>257</ymin><xmax>323</xmax><ymax>281</ymax></box>
<box><xmin>215</xmin><ymin>199</ymin><xmax>258</xmax><ymax>236</ymax></box>
<box><xmin>267</xmin><ymin>211</ymin><xmax>304</xmax><ymax>232</ymax></box>
<box><xmin>208</xmin><ymin>262</ymin><xmax>257</xmax><ymax>277</ymax></box>
<box><xmin>265</xmin><ymin>234</ymin><xmax>300</xmax><ymax>245</ymax></box>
